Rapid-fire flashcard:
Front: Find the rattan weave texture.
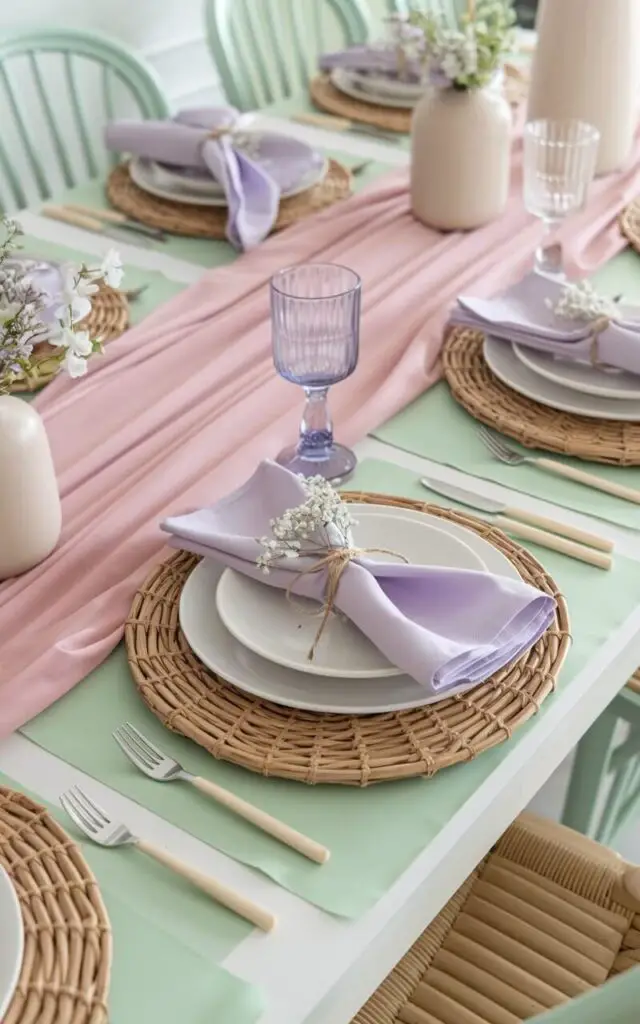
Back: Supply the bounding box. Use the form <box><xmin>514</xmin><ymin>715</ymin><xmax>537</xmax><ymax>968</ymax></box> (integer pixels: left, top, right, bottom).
<box><xmin>0</xmin><ymin>787</ymin><xmax>111</xmax><ymax>1024</ymax></box>
<box><xmin>442</xmin><ymin>327</ymin><xmax>640</xmax><ymax>466</ymax></box>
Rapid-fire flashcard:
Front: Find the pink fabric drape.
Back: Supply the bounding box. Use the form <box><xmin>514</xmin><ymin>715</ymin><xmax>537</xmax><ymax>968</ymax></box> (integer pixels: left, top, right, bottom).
<box><xmin>1</xmin><ymin>136</ymin><xmax>639</xmax><ymax>735</ymax></box>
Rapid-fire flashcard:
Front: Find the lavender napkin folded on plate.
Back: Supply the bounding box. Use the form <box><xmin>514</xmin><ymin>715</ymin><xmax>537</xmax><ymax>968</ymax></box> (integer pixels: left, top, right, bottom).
<box><xmin>452</xmin><ymin>272</ymin><xmax>640</xmax><ymax>375</ymax></box>
<box><xmin>105</xmin><ymin>107</ymin><xmax>280</xmax><ymax>251</ymax></box>
<box><xmin>319</xmin><ymin>45</ymin><xmax>422</xmax><ymax>83</ymax></box>
<box><xmin>161</xmin><ymin>461</ymin><xmax>555</xmax><ymax>697</ymax></box>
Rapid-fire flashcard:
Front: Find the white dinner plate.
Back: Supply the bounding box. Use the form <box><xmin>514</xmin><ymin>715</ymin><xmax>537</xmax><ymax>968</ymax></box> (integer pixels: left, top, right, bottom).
<box><xmin>348</xmin><ymin>69</ymin><xmax>423</xmax><ymax>102</ymax></box>
<box><xmin>179</xmin><ymin>505</ymin><xmax>519</xmax><ymax>714</ymax></box>
<box><xmin>483</xmin><ymin>336</ymin><xmax>640</xmax><ymax>422</ymax></box>
<box><xmin>215</xmin><ymin>510</ymin><xmax>486</xmax><ymax>679</ymax></box>
<box><xmin>0</xmin><ymin>864</ymin><xmax>23</xmax><ymax>1021</ymax></box>
<box><xmin>330</xmin><ymin>67</ymin><xmax>417</xmax><ymax>109</ymax></box>
<box><xmin>513</xmin><ymin>342</ymin><xmax>640</xmax><ymax>401</ymax></box>
<box><xmin>130</xmin><ymin>148</ymin><xmax>329</xmax><ymax>208</ymax></box>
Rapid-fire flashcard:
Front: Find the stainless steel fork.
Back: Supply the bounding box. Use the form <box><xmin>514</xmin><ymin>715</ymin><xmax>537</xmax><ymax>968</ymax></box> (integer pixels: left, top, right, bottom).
<box><xmin>113</xmin><ymin>722</ymin><xmax>330</xmax><ymax>864</ymax></box>
<box><xmin>60</xmin><ymin>786</ymin><xmax>275</xmax><ymax>931</ymax></box>
<box><xmin>476</xmin><ymin>425</ymin><xmax>640</xmax><ymax>503</ymax></box>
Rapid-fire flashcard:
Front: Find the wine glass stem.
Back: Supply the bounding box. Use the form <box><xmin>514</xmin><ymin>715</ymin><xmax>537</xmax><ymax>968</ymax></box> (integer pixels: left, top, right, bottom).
<box><xmin>534</xmin><ymin>218</ymin><xmax>564</xmax><ymax>277</ymax></box>
<box><xmin>298</xmin><ymin>386</ymin><xmax>333</xmax><ymax>460</ymax></box>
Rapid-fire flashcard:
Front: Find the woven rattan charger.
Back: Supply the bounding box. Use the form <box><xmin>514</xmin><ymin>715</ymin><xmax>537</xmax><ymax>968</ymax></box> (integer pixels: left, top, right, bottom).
<box><xmin>0</xmin><ymin>787</ymin><xmax>111</xmax><ymax>1024</ymax></box>
<box><xmin>9</xmin><ymin>285</ymin><xmax>129</xmax><ymax>394</ymax></box>
<box><xmin>620</xmin><ymin>196</ymin><xmax>640</xmax><ymax>256</ymax></box>
<box><xmin>309</xmin><ymin>64</ymin><xmax>529</xmax><ymax>135</ymax></box>
<box><xmin>126</xmin><ymin>492</ymin><xmax>569</xmax><ymax>786</ymax></box>
<box><xmin>443</xmin><ymin>326</ymin><xmax>640</xmax><ymax>466</ymax></box>
<box><xmin>107</xmin><ymin>160</ymin><xmax>351</xmax><ymax>240</ymax></box>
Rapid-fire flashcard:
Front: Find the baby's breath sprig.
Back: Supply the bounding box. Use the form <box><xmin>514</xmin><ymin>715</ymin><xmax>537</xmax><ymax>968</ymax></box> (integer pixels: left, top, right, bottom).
<box><xmin>548</xmin><ymin>281</ymin><xmax>617</xmax><ymax>324</ymax></box>
<box><xmin>256</xmin><ymin>476</ymin><xmax>356</xmax><ymax>574</ymax></box>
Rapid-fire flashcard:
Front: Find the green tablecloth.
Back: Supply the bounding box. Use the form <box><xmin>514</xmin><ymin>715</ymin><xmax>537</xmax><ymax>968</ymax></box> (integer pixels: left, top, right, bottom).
<box><xmin>373</xmin><ymin>249</ymin><xmax>640</xmax><ymax>530</ymax></box>
<box><xmin>43</xmin><ymin>142</ymin><xmax>396</xmax><ymax>268</ymax></box>
<box><xmin>0</xmin><ymin>770</ymin><xmax>263</xmax><ymax>1024</ymax></box>
<box><xmin>21</xmin><ymin>457</ymin><xmax>640</xmax><ymax>919</ymax></box>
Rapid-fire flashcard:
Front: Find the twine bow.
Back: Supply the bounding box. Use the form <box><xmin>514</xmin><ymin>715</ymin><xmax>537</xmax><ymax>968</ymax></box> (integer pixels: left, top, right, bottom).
<box><xmin>206</xmin><ymin>125</ymin><xmax>235</xmax><ymax>140</ymax></box>
<box><xmin>287</xmin><ymin>546</ymin><xmax>409</xmax><ymax>662</ymax></box>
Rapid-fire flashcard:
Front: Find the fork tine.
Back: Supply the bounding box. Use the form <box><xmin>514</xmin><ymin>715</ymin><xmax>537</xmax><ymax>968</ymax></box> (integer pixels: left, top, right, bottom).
<box><xmin>123</xmin><ymin>722</ymin><xmax>166</xmax><ymax>763</ymax></box>
<box><xmin>60</xmin><ymin>791</ymin><xmax>97</xmax><ymax>835</ymax></box>
<box><xmin>477</xmin><ymin>426</ymin><xmax>511</xmax><ymax>461</ymax></box>
<box><xmin>114</xmin><ymin>726</ymin><xmax>156</xmax><ymax>770</ymax></box>
<box><xmin>71</xmin><ymin>786</ymin><xmax>111</xmax><ymax>826</ymax></box>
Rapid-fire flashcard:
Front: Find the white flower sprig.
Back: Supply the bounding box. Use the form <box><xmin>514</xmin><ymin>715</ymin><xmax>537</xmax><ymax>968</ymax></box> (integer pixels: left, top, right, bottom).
<box><xmin>548</xmin><ymin>281</ymin><xmax>618</xmax><ymax>323</ymax></box>
<box><xmin>0</xmin><ymin>216</ymin><xmax>124</xmax><ymax>393</ymax></box>
<box><xmin>410</xmin><ymin>0</ymin><xmax>516</xmax><ymax>91</ymax></box>
<box><xmin>257</xmin><ymin>476</ymin><xmax>356</xmax><ymax>574</ymax></box>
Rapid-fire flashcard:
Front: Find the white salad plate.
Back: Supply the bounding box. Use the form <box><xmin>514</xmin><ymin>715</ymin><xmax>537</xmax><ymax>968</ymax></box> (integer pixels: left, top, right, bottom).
<box><xmin>215</xmin><ymin>510</ymin><xmax>486</xmax><ymax>679</ymax></box>
<box><xmin>0</xmin><ymin>864</ymin><xmax>23</xmax><ymax>1021</ymax></box>
<box><xmin>513</xmin><ymin>342</ymin><xmax>640</xmax><ymax>401</ymax></box>
<box><xmin>330</xmin><ymin>67</ymin><xmax>418</xmax><ymax>108</ymax></box>
<box><xmin>130</xmin><ymin>143</ymin><xmax>328</xmax><ymax>208</ymax></box>
<box><xmin>484</xmin><ymin>336</ymin><xmax>640</xmax><ymax>422</ymax></box>
<box><xmin>179</xmin><ymin>505</ymin><xmax>518</xmax><ymax>714</ymax></box>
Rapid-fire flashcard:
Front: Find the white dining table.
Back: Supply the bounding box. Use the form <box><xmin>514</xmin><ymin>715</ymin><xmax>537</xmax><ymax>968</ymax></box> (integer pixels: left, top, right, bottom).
<box><xmin>1</xmin><ymin>112</ymin><xmax>640</xmax><ymax>1024</ymax></box>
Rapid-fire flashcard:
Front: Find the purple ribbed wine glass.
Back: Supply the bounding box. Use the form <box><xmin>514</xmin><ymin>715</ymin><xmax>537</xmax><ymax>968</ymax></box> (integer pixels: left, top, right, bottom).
<box><xmin>271</xmin><ymin>263</ymin><xmax>361</xmax><ymax>483</ymax></box>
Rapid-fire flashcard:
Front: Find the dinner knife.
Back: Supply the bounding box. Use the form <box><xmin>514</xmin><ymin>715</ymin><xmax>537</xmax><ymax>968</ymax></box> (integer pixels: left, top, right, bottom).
<box><xmin>41</xmin><ymin>205</ymin><xmax>154</xmax><ymax>248</ymax></box>
<box><xmin>64</xmin><ymin>203</ymin><xmax>166</xmax><ymax>242</ymax></box>
<box><xmin>291</xmin><ymin>112</ymin><xmax>397</xmax><ymax>142</ymax></box>
<box><xmin>419</xmin><ymin>477</ymin><xmax>613</xmax><ymax>568</ymax></box>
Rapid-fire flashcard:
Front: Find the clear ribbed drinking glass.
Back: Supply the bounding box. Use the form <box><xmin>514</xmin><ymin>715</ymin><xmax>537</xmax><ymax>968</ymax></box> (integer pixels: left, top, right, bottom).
<box><xmin>271</xmin><ymin>263</ymin><xmax>361</xmax><ymax>483</ymax></box>
<box><xmin>523</xmin><ymin>119</ymin><xmax>600</xmax><ymax>278</ymax></box>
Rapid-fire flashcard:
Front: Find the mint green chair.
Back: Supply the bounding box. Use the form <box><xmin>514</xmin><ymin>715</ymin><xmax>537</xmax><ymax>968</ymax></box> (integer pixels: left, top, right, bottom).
<box><xmin>562</xmin><ymin>675</ymin><xmax>640</xmax><ymax>846</ymax></box>
<box><xmin>533</xmin><ymin>967</ymin><xmax>640</xmax><ymax>1023</ymax></box>
<box><xmin>0</xmin><ymin>27</ymin><xmax>170</xmax><ymax>210</ymax></box>
<box><xmin>204</xmin><ymin>0</ymin><xmax>373</xmax><ymax>110</ymax></box>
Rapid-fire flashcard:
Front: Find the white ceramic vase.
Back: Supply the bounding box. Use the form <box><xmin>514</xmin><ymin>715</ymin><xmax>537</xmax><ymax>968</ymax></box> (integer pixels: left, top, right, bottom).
<box><xmin>0</xmin><ymin>395</ymin><xmax>61</xmax><ymax>580</ymax></box>
<box><xmin>410</xmin><ymin>81</ymin><xmax>512</xmax><ymax>231</ymax></box>
<box><xmin>527</xmin><ymin>0</ymin><xmax>640</xmax><ymax>175</ymax></box>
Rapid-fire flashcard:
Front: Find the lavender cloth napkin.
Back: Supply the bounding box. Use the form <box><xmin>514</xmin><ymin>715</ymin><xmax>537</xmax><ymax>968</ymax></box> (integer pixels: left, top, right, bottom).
<box><xmin>452</xmin><ymin>272</ymin><xmax>640</xmax><ymax>374</ymax></box>
<box><xmin>105</xmin><ymin>108</ymin><xmax>280</xmax><ymax>251</ymax></box>
<box><xmin>319</xmin><ymin>46</ymin><xmax>422</xmax><ymax>83</ymax></box>
<box><xmin>161</xmin><ymin>461</ymin><xmax>556</xmax><ymax>696</ymax></box>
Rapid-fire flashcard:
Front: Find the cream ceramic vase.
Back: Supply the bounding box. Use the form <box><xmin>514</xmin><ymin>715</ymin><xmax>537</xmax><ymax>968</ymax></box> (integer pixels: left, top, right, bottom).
<box><xmin>411</xmin><ymin>82</ymin><xmax>512</xmax><ymax>231</ymax></box>
<box><xmin>0</xmin><ymin>395</ymin><xmax>61</xmax><ymax>580</ymax></box>
<box><xmin>528</xmin><ymin>0</ymin><xmax>640</xmax><ymax>174</ymax></box>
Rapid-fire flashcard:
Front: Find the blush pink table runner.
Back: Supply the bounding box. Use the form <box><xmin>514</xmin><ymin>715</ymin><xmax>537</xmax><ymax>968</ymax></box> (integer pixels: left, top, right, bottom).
<box><xmin>1</xmin><ymin>137</ymin><xmax>640</xmax><ymax>735</ymax></box>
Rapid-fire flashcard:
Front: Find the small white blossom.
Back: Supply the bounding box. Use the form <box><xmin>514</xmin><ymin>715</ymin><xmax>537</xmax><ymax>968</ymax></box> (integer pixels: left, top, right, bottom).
<box><xmin>549</xmin><ymin>281</ymin><xmax>617</xmax><ymax>323</ymax></box>
<box><xmin>0</xmin><ymin>301</ymin><xmax>22</xmax><ymax>325</ymax></box>
<box><xmin>61</xmin><ymin>349</ymin><xmax>89</xmax><ymax>378</ymax></box>
<box><xmin>100</xmin><ymin>248</ymin><xmax>124</xmax><ymax>289</ymax></box>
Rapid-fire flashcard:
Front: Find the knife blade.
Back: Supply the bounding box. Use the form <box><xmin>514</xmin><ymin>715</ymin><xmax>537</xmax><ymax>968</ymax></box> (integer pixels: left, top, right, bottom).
<box><xmin>65</xmin><ymin>204</ymin><xmax>166</xmax><ymax>242</ymax></box>
<box><xmin>420</xmin><ymin>476</ymin><xmax>614</xmax><ymax>558</ymax></box>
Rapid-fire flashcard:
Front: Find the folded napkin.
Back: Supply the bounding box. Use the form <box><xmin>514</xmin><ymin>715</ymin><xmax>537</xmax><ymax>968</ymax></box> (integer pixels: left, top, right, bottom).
<box><xmin>161</xmin><ymin>461</ymin><xmax>555</xmax><ymax>696</ymax></box>
<box><xmin>105</xmin><ymin>108</ymin><xmax>280</xmax><ymax>251</ymax></box>
<box><xmin>452</xmin><ymin>272</ymin><xmax>640</xmax><ymax>374</ymax></box>
<box><xmin>319</xmin><ymin>45</ymin><xmax>422</xmax><ymax>84</ymax></box>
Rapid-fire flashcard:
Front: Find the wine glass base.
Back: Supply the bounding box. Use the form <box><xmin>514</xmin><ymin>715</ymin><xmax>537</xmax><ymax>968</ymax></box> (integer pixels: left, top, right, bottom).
<box><xmin>275</xmin><ymin>443</ymin><xmax>357</xmax><ymax>485</ymax></box>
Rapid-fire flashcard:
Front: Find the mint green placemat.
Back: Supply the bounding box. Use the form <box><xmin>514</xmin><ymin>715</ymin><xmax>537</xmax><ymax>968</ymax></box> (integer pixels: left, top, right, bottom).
<box><xmin>372</xmin><ymin>249</ymin><xmax>640</xmax><ymax>530</ymax></box>
<box><xmin>42</xmin><ymin>147</ymin><xmax>396</xmax><ymax>268</ymax></box>
<box><xmin>0</xmin><ymin>770</ymin><xmax>263</xmax><ymax>1024</ymax></box>
<box><xmin>20</xmin><ymin>458</ymin><xmax>640</xmax><ymax>919</ymax></box>
<box><xmin>20</xmin><ymin>232</ymin><xmax>185</xmax><ymax>323</ymax></box>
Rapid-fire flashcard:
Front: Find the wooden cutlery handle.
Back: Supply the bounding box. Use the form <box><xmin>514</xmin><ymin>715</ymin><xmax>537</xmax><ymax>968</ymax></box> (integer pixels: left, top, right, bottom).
<box><xmin>191</xmin><ymin>777</ymin><xmax>330</xmax><ymax>864</ymax></box>
<box><xmin>495</xmin><ymin>516</ymin><xmax>612</xmax><ymax>569</ymax></box>
<box><xmin>502</xmin><ymin>506</ymin><xmax>614</xmax><ymax>553</ymax></box>
<box><xmin>536</xmin><ymin>458</ymin><xmax>640</xmax><ymax>505</ymax></box>
<box><xmin>66</xmin><ymin>203</ymin><xmax>127</xmax><ymax>225</ymax></box>
<box><xmin>136</xmin><ymin>838</ymin><xmax>276</xmax><ymax>931</ymax></box>
<box><xmin>42</xmin><ymin>205</ymin><xmax>104</xmax><ymax>232</ymax></box>
<box><xmin>292</xmin><ymin>112</ymin><xmax>352</xmax><ymax>131</ymax></box>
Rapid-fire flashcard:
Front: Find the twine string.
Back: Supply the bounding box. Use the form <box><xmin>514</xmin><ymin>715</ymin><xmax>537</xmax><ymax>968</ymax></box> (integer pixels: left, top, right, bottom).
<box><xmin>286</xmin><ymin>546</ymin><xmax>409</xmax><ymax>662</ymax></box>
<box><xmin>589</xmin><ymin>314</ymin><xmax>612</xmax><ymax>368</ymax></box>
